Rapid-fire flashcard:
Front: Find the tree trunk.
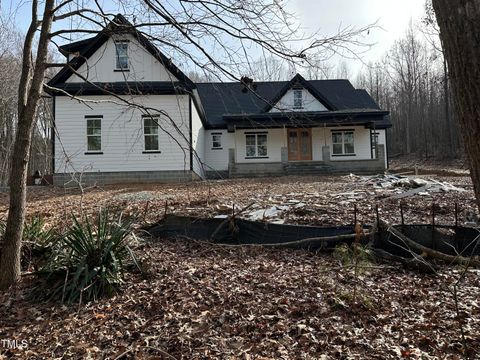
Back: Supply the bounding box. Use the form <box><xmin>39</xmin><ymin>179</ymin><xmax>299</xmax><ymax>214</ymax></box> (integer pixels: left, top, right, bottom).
<box><xmin>443</xmin><ymin>57</ymin><xmax>454</xmax><ymax>157</ymax></box>
<box><xmin>432</xmin><ymin>0</ymin><xmax>480</xmax><ymax>211</ymax></box>
<box><xmin>0</xmin><ymin>0</ymin><xmax>54</xmax><ymax>290</ymax></box>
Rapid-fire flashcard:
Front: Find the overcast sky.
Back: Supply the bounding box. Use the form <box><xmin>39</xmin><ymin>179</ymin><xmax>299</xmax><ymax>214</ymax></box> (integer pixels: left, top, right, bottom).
<box><xmin>288</xmin><ymin>0</ymin><xmax>427</xmax><ymax>72</ymax></box>
<box><xmin>3</xmin><ymin>0</ymin><xmax>427</xmax><ymax>76</ymax></box>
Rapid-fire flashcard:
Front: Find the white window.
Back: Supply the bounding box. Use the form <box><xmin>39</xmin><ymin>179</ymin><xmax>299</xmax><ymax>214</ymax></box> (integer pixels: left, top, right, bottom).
<box><xmin>332</xmin><ymin>131</ymin><xmax>355</xmax><ymax>156</ymax></box>
<box><xmin>143</xmin><ymin>117</ymin><xmax>160</xmax><ymax>151</ymax></box>
<box><xmin>293</xmin><ymin>89</ymin><xmax>303</xmax><ymax>109</ymax></box>
<box><xmin>212</xmin><ymin>133</ymin><xmax>222</xmax><ymax>149</ymax></box>
<box><xmin>86</xmin><ymin>117</ymin><xmax>102</xmax><ymax>152</ymax></box>
<box><xmin>115</xmin><ymin>41</ymin><xmax>129</xmax><ymax>70</ymax></box>
<box><xmin>246</xmin><ymin>133</ymin><xmax>267</xmax><ymax>158</ymax></box>
<box><xmin>371</xmin><ymin>131</ymin><xmax>380</xmax><ymax>158</ymax></box>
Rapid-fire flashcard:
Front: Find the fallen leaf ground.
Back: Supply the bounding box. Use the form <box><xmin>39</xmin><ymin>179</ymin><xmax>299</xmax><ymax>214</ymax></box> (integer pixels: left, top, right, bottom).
<box><xmin>0</xmin><ymin>174</ymin><xmax>477</xmax><ymax>230</ymax></box>
<box><xmin>1</xmin><ymin>240</ymin><xmax>479</xmax><ymax>359</ymax></box>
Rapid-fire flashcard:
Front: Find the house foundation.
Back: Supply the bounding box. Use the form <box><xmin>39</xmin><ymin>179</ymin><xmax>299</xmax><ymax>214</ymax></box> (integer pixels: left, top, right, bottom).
<box><xmin>53</xmin><ymin>170</ymin><xmax>199</xmax><ymax>186</ymax></box>
<box><xmin>228</xmin><ymin>145</ymin><xmax>385</xmax><ymax>178</ymax></box>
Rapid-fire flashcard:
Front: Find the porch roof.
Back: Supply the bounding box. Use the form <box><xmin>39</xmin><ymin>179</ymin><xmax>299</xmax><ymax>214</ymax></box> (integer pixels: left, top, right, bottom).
<box><xmin>222</xmin><ymin>110</ymin><xmax>391</xmax><ymax>130</ymax></box>
<box><xmin>195</xmin><ymin>77</ymin><xmax>390</xmax><ymax>129</ymax></box>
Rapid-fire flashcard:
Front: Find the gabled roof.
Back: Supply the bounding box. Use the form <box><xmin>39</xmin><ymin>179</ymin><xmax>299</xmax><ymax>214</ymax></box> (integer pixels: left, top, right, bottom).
<box><xmin>195</xmin><ymin>76</ymin><xmax>390</xmax><ymax>129</ymax></box>
<box><xmin>263</xmin><ymin>73</ymin><xmax>336</xmax><ymax>112</ymax></box>
<box><xmin>58</xmin><ymin>36</ymin><xmax>96</xmax><ymax>56</ymax></box>
<box><xmin>47</xmin><ymin>14</ymin><xmax>194</xmax><ymax>89</ymax></box>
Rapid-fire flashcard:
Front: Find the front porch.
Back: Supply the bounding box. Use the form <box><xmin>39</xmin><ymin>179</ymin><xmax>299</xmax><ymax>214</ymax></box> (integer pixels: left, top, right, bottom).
<box><xmin>228</xmin><ymin>146</ymin><xmax>385</xmax><ymax>177</ymax></box>
<box><xmin>226</xmin><ymin>126</ymin><xmax>386</xmax><ymax>178</ymax></box>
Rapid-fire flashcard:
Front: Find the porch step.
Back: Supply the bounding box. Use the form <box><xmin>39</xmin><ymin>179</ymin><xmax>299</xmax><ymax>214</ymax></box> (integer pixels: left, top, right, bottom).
<box><xmin>285</xmin><ymin>162</ymin><xmax>333</xmax><ymax>175</ymax></box>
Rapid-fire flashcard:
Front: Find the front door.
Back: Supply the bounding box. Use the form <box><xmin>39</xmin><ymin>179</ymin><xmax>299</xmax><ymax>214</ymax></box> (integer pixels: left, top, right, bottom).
<box><xmin>288</xmin><ymin>128</ymin><xmax>312</xmax><ymax>161</ymax></box>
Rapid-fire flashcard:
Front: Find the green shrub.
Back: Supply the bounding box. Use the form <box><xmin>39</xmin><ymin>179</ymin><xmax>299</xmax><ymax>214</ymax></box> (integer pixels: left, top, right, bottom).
<box><xmin>0</xmin><ymin>216</ymin><xmax>56</xmax><ymax>271</ymax></box>
<box><xmin>23</xmin><ymin>216</ymin><xmax>55</xmax><ymax>245</ymax></box>
<box><xmin>42</xmin><ymin>210</ymin><xmax>140</xmax><ymax>303</ymax></box>
<box><xmin>333</xmin><ymin>243</ymin><xmax>372</xmax><ymax>271</ymax></box>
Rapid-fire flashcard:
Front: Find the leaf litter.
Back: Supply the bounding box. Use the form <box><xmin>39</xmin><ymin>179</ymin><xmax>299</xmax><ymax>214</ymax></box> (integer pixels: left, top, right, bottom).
<box><xmin>1</xmin><ymin>239</ymin><xmax>479</xmax><ymax>359</ymax></box>
<box><xmin>0</xmin><ymin>175</ymin><xmax>477</xmax><ymax>230</ymax></box>
<box><xmin>0</xmin><ymin>174</ymin><xmax>479</xmax><ymax>358</ymax></box>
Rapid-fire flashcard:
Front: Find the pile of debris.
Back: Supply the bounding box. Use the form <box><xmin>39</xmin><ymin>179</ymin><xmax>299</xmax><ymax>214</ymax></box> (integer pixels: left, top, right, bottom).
<box><xmin>351</xmin><ymin>174</ymin><xmax>467</xmax><ymax>199</ymax></box>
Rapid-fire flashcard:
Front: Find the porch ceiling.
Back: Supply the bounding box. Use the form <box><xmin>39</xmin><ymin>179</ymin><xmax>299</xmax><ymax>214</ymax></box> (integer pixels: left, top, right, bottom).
<box><xmin>223</xmin><ymin>110</ymin><xmax>391</xmax><ymax>130</ymax></box>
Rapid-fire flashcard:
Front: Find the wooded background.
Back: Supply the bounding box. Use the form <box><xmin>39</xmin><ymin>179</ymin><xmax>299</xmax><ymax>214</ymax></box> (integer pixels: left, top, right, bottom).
<box><xmin>0</xmin><ymin>17</ymin><xmax>52</xmax><ymax>186</ymax></box>
<box><xmin>0</xmin><ymin>3</ymin><xmax>461</xmax><ymax>186</ymax></box>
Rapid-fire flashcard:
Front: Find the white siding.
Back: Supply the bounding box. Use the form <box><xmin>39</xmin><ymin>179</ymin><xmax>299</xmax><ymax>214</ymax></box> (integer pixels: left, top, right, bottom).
<box><xmin>204</xmin><ymin>130</ymin><xmax>234</xmax><ymax>171</ymax></box>
<box><xmin>270</xmin><ymin>89</ymin><xmax>328</xmax><ymax>112</ymax></box>
<box><xmin>54</xmin><ymin>95</ymin><xmax>191</xmax><ymax>173</ymax></box>
<box><xmin>234</xmin><ymin>129</ymin><xmax>285</xmax><ymax>163</ymax></box>
<box><xmin>191</xmin><ymin>98</ymin><xmax>205</xmax><ymax>178</ymax></box>
<box><xmin>325</xmin><ymin>126</ymin><xmax>372</xmax><ymax>161</ymax></box>
<box><xmin>225</xmin><ymin>126</ymin><xmax>374</xmax><ymax>164</ymax></box>
<box><xmin>66</xmin><ymin>34</ymin><xmax>178</xmax><ymax>83</ymax></box>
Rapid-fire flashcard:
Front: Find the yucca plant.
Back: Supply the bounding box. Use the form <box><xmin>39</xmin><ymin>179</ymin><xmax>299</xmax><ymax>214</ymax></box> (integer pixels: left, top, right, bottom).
<box><xmin>23</xmin><ymin>216</ymin><xmax>55</xmax><ymax>246</ymax></box>
<box><xmin>21</xmin><ymin>216</ymin><xmax>57</xmax><ymax>271</ymax></box>
<box><xmin>43</xmin><ymin>209</ymin><xmax>140</xmax><ymax>303</ymax></box>
<box><xmin>0</xmin><ymin>220</ymin><xmax>5</xmax><ymax>257</ymax></box>
<box><xmin>0</xmin><ymin>219</ymin><xmax>5</xmax><ymax>235</ymax></box>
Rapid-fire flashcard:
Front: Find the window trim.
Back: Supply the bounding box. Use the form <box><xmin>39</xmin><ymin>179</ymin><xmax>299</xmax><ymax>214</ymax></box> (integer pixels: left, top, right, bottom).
<box><xmin>142</xmin><ymin>115</ymin><xmax>161</xmax><ymax>152</ymax></box>
<box><xmin>331</xmin><ymin>130</ymin><xmax>355</xmax><ymax>157</ymax></box>
<box><xmin>114</xmin><ymin>40</ymin><xmax>129</xmax><ymax>71</ymax></box>
<box><xmin>370</xmin><ymin>130</ymin><xmax>380</xmax><ymax>159</ymax></box>
<box><xmin>85</xmin><ymin>116</ymin><xmax>102</xmax><ymax>154</ymax></box>
<box><xmin>293</xmin><ymin>89</ymin><xmax>303</xmax><ymax>109</ymax></box>
<box><xmin>211</xmin><ymin>132</ymin><xmax>223</xmax><ymax>150</ymax></box>
<box><xmin>245</xmin><ymin>132</ymin><xmax>268</xmax><ymax>159</ymax></box>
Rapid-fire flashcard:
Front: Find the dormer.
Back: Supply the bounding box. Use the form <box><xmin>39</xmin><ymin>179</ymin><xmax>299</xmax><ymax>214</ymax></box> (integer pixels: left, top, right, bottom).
<box><xmin>266</xmin><ymin>74</ymin><xmax>334</xmax><ymax>113</ymax></box>
<box><xmin>292</xmin><ymin>86</ymin><xmax>304</xmax><ymax>110</ymax></box>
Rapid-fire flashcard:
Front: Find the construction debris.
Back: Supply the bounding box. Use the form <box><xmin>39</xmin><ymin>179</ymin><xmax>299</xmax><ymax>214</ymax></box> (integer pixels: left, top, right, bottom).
<box><xmin>348</xmin><ymin>174</ymin><xmax>466</xmax><ymax>199</ymax></box>
<box><xmin>0</xmin><ymin>174</ymin><xmax>476</xmax><ymax>231</ymax></box>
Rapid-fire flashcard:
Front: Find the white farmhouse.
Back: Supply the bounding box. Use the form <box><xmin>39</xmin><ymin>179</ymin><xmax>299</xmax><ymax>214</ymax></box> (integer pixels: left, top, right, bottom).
<box><xmin>47</xmin><ymin>15</ymin><xmax>391</xmax><ymax>185</ymax></box>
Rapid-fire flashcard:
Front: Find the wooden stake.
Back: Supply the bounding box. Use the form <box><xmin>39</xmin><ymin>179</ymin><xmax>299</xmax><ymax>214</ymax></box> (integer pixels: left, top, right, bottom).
<box><xmin>400</xmin><ymin>201</ymin><xmax>405</xmax><ymax>227</ymax></box>
<box><xmin>431</xmin><ymin>202</ymin><xmax>436</xmax><ymax>250</ymax></box>
<box><xmin>455</xmin><ymin>203</ymin><xmax>459</xmax><ymax>228</ymax></box>
<box><xmin>354</xmin><ymin>203</ymin><xmax>357</xmax><ymax>225</ymax></box>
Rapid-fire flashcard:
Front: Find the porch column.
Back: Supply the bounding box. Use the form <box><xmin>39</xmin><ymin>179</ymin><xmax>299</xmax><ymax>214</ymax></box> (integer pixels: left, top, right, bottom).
<box><xmin>281</xmin><ymin>146</ymin><xmax>288</xmax><ymax>164</ymax></box>
<box><xmin>376</xmin><ymin>144</ymin><xmax>385</xmax><ymax>165</ymax></box>
<box><xmin>281</xmin><ymin>126</ymin><xmax>288</xmax><ymax>164</ymax></box>
<box><xmin>228</xmin><ymin>148</ymin><xmax>235</xmax><ymax>165</ymax></box>
<box><xmin>322</xmin><ymin>145</ymin><xmax>331</xmax><ymax>163</ymax></box>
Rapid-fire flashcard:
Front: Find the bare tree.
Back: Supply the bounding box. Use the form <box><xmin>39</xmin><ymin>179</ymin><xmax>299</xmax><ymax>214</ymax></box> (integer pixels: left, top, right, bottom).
<box><xmin>0</xmin><ymin>18</ymin><xmax>22</xmax><ymax>186</ymax></box>
<box><xmin>0</xmin><ymin>0</ymin><xmax>374</xmax><ymax>289</ymax></box>
<box><xmin>422</xmin><ymin>0</ymin><xmax>456</xmax><ymax>156</ymax></box>
<box><xmin>249</xmin><ymin>56</ymin><xmax>290</xmax><ymax>81</ymax></box>
<box><xmin>432</xmin><ymin>0</ymin><xmax>480</xmax><ymax>210</ymax></box>
<box><xmin>354</xmin><ymin>14</ymin><xmax>462</xmax><ymax>161</ymax></box>
<box><xmin>0</xmin><ymin>0</ymin><xmax>55</xmax><ymax>289</ymax></box>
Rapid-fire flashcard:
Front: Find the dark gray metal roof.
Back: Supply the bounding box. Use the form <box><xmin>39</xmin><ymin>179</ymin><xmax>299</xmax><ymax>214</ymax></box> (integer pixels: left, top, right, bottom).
<box><xmin>195</xmin><ymin>77</ymin><xmax>390</xmax><ymax>129</ymax></box>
